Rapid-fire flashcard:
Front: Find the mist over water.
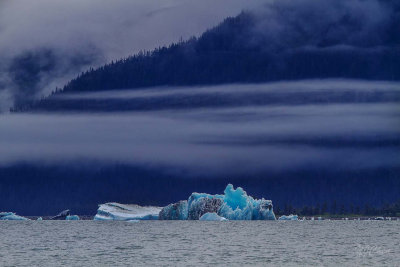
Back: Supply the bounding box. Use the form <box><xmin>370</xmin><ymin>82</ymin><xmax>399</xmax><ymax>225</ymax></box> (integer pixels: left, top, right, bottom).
<box><xmin>1</xmin><ymin>80</ymin><xmax>399</xmax><ymax>175</ymax></box>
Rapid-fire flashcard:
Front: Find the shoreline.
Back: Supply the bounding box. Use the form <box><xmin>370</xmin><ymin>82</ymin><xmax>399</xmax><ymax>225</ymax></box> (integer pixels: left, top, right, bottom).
<box><xmin>19</xmin><ymin>216</ymin><xmax>400</xmax><ymax>221</ymax></box>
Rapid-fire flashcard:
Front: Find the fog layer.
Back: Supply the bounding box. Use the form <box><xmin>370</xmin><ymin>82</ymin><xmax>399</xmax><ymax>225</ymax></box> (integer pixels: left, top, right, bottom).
<box><xmin>1</xmin><ymin>81</ymin><xmax>399</xmax><ymax>175</ymax></box>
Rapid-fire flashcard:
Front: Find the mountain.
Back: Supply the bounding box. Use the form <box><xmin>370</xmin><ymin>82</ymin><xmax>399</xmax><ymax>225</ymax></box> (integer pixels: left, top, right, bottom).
<box><xmin>17</xmin><ymin>2</ymin><xmax>400</xmax><ymax>111</ymax></box>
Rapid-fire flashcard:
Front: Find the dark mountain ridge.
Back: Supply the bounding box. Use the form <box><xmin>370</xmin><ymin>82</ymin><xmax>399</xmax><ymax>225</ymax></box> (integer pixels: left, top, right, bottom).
<box><xmin>17</xmin><ymin>0</ymin><xmax>400</xmax><ymax>111</ymax></box>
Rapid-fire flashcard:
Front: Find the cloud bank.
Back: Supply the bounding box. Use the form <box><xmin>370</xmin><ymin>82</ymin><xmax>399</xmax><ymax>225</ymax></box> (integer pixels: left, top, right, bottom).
<box><xmin>0</xmin><ymin>81</ymin><xmax>399</xmax><ymax>175</ymax></box>
<box><xmin>250</xmin><ymin>0</ymin><xmax>399</xmax><ymax>50</ymax></box>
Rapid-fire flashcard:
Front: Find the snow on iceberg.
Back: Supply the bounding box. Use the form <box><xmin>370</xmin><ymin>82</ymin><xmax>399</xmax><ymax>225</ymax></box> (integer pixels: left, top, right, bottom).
<box><xmin>159</xmin><ymin>184</ymin><xmax>276</xmax><ymax>220</ymax></box>
<box><xmin>199</xmin><ymin>212</ymin><xmax>227</xmax><ymax>221</ymax></box>
<box><xmin>94</xmin><ymin>203</ymin><xmax>161</xmax><ymax>221</ymax></box>
<box><xmin>0</xmin><ymin>212</ymin><xmax>29</xmax><ymax>221</ymax></box>
<box><xmin>278</xmin><ymin>214</ymin><xmax>299</xmax><ymax>221</ymax></box>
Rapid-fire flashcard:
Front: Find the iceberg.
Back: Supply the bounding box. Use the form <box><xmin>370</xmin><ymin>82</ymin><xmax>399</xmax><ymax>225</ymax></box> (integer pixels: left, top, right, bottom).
<box><xmin>50</xmin><ymin>210</ymin><xmax>70</xmax><ymax>220</ymax></box>
<box><xmin>188</xmin><ymin>197</ymin><xmax>223</xmax><ymax>220</ymax></box>
<box><xmin>66</xmin><ymin>215</ymin><xmax>80</xmax><ymax>220</ymax></box>
<box><xmin>199</xmin><ymin>212</ymin><xmax>227</xmax><ymax>221</ymax></box>
<box><xmin>94</xmin><ymin>203</ymin><xmax>161</xmax><ymax>221</ymax></box>
<box><xmin>160</xmin><ymin>184</ymin><xmax>276</xmax><ymax>220</ymax></box>
<box><xmin>95</xmin><ymin>184</ymin><xmax>275</xmax><ymax>221</ymax></box>
<box><xmin>278</xmin><ymin>214</ymin><xmax>299</xmax><ymax>221</ymax></box>
<box><xmin>0</xmin><ymin>212</ymin><xmax>29</xmax><ymax>221</ymax></box>
<box><xmin>159</xmin><ymin>200</ymin><xmax>188</xmax><ymax>220</ymax></box>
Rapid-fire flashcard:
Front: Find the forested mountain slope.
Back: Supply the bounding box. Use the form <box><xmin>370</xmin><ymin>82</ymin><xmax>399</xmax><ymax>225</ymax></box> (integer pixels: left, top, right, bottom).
<box><xmin>18</xmin><ymin>0</ymin><xmax>400</xmax><ymax>111</ymax></box>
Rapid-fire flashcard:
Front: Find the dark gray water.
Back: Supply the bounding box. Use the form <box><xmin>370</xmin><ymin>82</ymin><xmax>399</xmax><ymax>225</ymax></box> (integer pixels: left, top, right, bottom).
<box><xmin>1</xmin><ymin>221</ymin><xmax>399</xmax><ymax>266</ymax></box>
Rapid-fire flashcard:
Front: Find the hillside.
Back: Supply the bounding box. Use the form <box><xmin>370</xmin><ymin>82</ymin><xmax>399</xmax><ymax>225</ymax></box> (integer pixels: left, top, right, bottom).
<box><xmin>18</xmin><ymin>3</ymin><xmax>400</xmax><ymax>111</ymax></box>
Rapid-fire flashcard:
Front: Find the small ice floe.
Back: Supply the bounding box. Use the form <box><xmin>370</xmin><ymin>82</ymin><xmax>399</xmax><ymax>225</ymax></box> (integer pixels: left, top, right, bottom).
<box><xmin>66</xmin><ymin>215</ymin><xmax>80</xmax><ymax>220</ymax></box>
<box><xmin>375</xmin><ymin>217</ymin><xmax>385</xmax><ymax>221</ymax></box>
<box><xmin>50</xmin><ymin>210</ymin><xmax>71</xmax><ymax>220</ymax></box>
<box><xmin>311</xmin><ymin>217</ymin><xmax>315</xmax><ymax>221</ymax></box>
<box><xmin>318</xmin><ymin>217</ymin><xmax>322</xmax><ymax>221</ymax></box>
<box><xmin>0</xmin><ymin>212</ymin><xmax>29</xmax><ymax>221</ymax></box>
<box><xmin>37</xmin><ymin>217</ymin><xmax>43</xmax><ymax>221</ymax></box>
<box><xmin>199</xmin><ymin>212</ymin><xmax>228</xmax><ymax>221</ymax></box>
<box><xmin>278</xmin><ymin>214</ymin><xmax>299</xmax><ymax>221</ymax></box>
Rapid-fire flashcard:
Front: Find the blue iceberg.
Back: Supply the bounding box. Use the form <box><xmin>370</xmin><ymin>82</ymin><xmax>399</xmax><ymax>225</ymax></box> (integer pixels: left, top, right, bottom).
<box><xmin>66</xmin><ymin>215</ymin><xmax>80</xmax><ymax>220</ymax></box>
<box><xmin>96</xmin><ymin>184</ymin><xmax>275</xmax><ymax>221</ymax></box>
<box><xmin>199</xmin><ymin>212</ymin><xmax>227</xmax><ymax>221</ymax></box>
<box><xmin>0</xmin><ymin>212</ymin><xmax>29</xmax><ymax>221</ymax></box>
<box><xmin>278</xmin><ymin>214</ymin><xmax>299</xmax><ymax>221</ymax></box>
<box><xmin>159</xmin><ymin>184</ymin><xmax>276</xmax><ymax>220</ymax></box>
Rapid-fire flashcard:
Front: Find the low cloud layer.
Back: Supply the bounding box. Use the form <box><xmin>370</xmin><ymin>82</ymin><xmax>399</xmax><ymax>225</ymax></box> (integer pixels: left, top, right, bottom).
<box><xmin>1</xmin><ymin>81</ymin><xmax>399</xmax><ymax>175</ymax></box>
<box><xmin>57</xmin><ymin>79</ymin><xmax>400</xmax><ymax>99</ymax></box>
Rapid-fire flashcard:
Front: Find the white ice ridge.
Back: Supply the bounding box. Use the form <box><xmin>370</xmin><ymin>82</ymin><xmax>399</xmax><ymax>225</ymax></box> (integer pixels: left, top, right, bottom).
<box><xmin>94</xmin><ymin>203</ymin><xmax>161</xmax><ymax>221</ymax></box>
<box><xmin>159</xmin><ymin>184</ymin><xmax>276</xmax><ymax>220</ymax></box>
<box><xmin>0</xmin><ymin>212</ymin><xmax>29</xmax><ymax>221</ymax></box>
<box><xmin>278</xmin><ymin>214</ymin><xmax>299</xmax><ymax>221</ymax></box>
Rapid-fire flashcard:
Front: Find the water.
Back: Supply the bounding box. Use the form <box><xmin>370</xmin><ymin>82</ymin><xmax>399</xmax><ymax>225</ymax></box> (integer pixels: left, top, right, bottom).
<box><xmin>1</xmin><ymin>221</ymin><xmax>399</xmax><ymax>266</ymax></box>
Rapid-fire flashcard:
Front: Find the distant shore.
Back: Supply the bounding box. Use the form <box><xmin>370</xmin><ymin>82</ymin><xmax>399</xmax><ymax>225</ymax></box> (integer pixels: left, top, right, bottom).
<box><xmin>20</xmin><ymin>216</ymin><xmax>400</xmax><ymax>221</ymax></box>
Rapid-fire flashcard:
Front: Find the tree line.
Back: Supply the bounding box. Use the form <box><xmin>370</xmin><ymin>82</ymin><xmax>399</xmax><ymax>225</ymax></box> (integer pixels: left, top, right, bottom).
<box><xmin>275</xmin><ymin>201</ymin><xmax>400</xmax><ymax>217</ymax></box>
